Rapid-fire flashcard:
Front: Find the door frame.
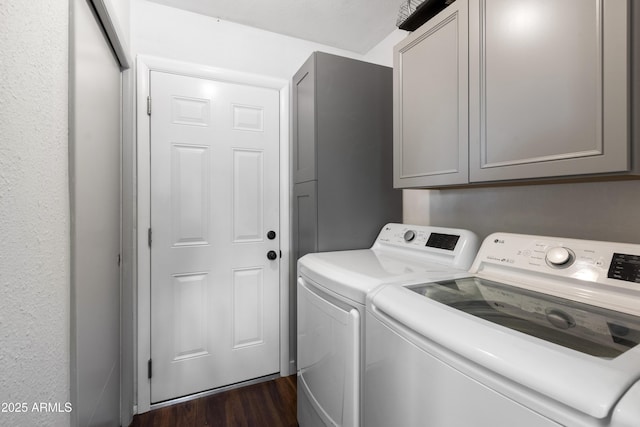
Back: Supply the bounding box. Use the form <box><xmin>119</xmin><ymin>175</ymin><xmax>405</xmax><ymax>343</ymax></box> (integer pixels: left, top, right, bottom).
<box><xmin>136</xmin><ymin>55</ymin><xmax>291</xmax><ymax>413</ymax></box>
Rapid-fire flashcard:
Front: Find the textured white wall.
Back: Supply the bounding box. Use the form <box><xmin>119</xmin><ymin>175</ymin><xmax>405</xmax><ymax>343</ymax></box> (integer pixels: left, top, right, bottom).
<box><xmin>362</xmin><ymin>29</ymin><xmax>408</xmax><ymax>66</ymax></box>
<box><xmin>107</xmin><ymin>0</ymin><xmax>131</xmax><ymax>47</ymax></box>
<box><xmin>132</xmin><ymin>0</ymin><xmax>393</xmax><ymax>78</ymax></box>
<box><xmin>0</xmin><ymin>1</ymin><xmax>70</xmax><ymax>426</ymax></box>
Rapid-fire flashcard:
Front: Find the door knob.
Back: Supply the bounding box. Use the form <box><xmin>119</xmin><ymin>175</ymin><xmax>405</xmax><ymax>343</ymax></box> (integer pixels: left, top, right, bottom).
<box><xmin>267</xmin><ymin>230</ymin><xmax>276</xmax><ymax>240</ymax></box>
<box><xmin>267</xmin><ymin>250</ymin><xmax>278</xmax><ymax>260</ymax></box>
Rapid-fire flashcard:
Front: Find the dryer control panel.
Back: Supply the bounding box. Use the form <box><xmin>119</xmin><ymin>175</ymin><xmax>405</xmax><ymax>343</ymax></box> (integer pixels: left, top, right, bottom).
<box><xmin>373</xmin><ymin>224</ymin><xmax>479</xmax><ymax>270</ymax></box>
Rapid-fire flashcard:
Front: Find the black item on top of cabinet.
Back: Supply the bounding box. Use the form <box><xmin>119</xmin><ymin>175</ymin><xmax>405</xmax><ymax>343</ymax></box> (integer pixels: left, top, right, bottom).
<box><xmin>397</xmin><ymin>0</ymin><xmax>456</xmax><ymax>31</ymax></box>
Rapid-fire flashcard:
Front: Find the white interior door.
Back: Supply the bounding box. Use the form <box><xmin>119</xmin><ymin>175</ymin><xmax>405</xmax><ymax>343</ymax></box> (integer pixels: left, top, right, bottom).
<box><xmin>150</xmin><ymin>71</ymin><xmax>280</xmax><ymax>403</ymax></box>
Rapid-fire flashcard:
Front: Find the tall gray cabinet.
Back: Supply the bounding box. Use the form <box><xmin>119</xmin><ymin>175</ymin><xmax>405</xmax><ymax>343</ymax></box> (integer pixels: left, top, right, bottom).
<box><xmin>292</xmin><ymin>52</ymin><xmax>402</xmax><ymax>260</ymax></box>
<box><xmin>291</xmin><ymin>53</ymin><xmax>402</xmax><ymax>366</ymax></box>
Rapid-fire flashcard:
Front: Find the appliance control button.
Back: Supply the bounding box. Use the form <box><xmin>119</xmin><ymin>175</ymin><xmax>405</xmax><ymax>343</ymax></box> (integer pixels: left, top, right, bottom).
<box><xmin>546</xmin><ymin>309</ymin><xmax>576</xmax><ymax>330</ymax></box>
<box><xmin>404</xmin><ymin>230</ymin><xmax>416</xmax><ymax>242</ymax></box>
<box><xmin>545</xmin><ymin>247</ymin><xmax>574</xmax><ymax>267</ymax></box>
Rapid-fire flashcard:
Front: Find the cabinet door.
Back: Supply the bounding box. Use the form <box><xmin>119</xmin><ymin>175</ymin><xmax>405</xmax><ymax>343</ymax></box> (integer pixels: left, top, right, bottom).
<box><xmin>293</xmin><ymin>55</ymin><xmax>317</xmax><ymax>184</ymax></box>
<box><xmin>469</xmin><ymin>0</ymin><xmax>629</xmax><ymax>182</ymax></box>
<box><xmin>292</xmin><ymin>181</ymin><xmax>318</xmax><ymax>262</ymax></box>
<box><xmin>393</xmin><ymin>0</ymin><xmax>469</xmax><ymax>188</ymax></box>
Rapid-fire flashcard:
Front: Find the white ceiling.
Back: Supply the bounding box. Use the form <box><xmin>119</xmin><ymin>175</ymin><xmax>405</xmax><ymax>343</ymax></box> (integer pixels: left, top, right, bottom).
<box><xmin>145</xmin><ymin>0</ymin><xmax>401</xmax><ymax>53</ymax></box>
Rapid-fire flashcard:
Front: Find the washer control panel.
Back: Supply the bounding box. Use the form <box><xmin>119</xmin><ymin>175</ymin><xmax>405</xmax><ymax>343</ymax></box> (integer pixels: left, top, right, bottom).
<box><xmin>545</xmin><ymin>247</ymin><xmax>575</xmax><ymax>268</ymax></box>
<box><xmin>472</xmin><ymin>232</ymin><xmax>640</xmax><ymax>288</ymax></box>
<box><xmin>609</xmin><ymin>253</ymin><xmax>640</xmax><ymax>283</ymax></box>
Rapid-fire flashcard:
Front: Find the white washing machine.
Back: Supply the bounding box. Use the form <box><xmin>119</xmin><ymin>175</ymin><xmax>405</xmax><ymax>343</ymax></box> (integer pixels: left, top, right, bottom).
<box><xmin>296</xmin><ymin>223</ymin><xmax>479</xmax><ymax>427</ymax></box>
<box><xmin>365</xmin><ymin>232</ymin><xmax>640</xmax><ymax>427</ymax></box>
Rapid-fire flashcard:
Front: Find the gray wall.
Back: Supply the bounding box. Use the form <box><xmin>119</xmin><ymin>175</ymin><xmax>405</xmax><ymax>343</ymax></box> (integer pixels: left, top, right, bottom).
<box><xmin>424</xmin><ymin>180</ymin><xmax>640</xmax><ymax>244</ymax></box>
<box><xmin>0</xmin><ymin>1</ymin><xmax>71</xmax><ymax>426</ymax></box>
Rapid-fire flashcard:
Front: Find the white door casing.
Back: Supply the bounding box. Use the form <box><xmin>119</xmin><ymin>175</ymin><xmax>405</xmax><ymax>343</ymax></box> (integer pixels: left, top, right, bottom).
<box><xmin>149</xmin><ymin>71</ymin><xmax>281</xmax><ymax>403</ymax></box>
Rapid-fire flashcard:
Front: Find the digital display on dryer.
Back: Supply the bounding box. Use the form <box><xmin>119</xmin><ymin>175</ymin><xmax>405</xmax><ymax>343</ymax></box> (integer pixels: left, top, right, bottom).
<box><xmin>608</xmin><ymin>253</ymin><xmax>640</xmax><ymax>284</ymax></box>
<box><xmin>426</xmin><ymin>233</ymin><xmax>460</xmax><ymax>251</ymax></box>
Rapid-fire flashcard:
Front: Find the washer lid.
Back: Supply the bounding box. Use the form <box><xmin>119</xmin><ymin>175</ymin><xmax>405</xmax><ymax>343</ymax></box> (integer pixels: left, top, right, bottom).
<box><xmin>409</xmin><ymin>277</ymin><xmax>640</xmax><ymax>358</ymax></box>
<box><xmin>298</xmin><ymin>249</ymin><xmax>464</xmax><ymax>304</ymax></box>
<box><xmin>370</xmin><ymin>283</ymin><xmax>640</xmax><ymax>419</ymax></box>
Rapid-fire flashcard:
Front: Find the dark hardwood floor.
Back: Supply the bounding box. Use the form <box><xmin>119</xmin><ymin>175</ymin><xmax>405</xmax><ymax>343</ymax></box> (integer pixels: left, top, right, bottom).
<box><xmin>131</xmin><ymin>375</ymin><xmax>298</xmax><ymax>427</ymax></box>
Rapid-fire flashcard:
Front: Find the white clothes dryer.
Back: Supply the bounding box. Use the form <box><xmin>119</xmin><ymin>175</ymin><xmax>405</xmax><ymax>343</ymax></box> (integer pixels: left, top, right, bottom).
<box><xmin>296</xmin><ymin>223</ymin><xmax>479</xmax><ymax>427</ymax></box>
<box><xmin>365</xmin><ymin>232</ymin><xmax>640</xmax><ymax>427</ymax></box>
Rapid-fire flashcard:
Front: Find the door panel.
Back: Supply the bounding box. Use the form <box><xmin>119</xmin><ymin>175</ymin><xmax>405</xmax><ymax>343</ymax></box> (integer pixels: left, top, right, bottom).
<box><xmin>297</xmin><ymin>277</ymin><xmax>360</xmax><ymax>427</ymax></box>
<box><xmin>150</xmin><ymin>71</ymin><xmax>280</xmax><ymax>403</ymax></box>
<box><xmin>484</xmin><ymin>0</ymin><xmax>600</xmax><ymax>165</ymax></box>
<box><xmin>293</xmin><ymin>181</ymin><xmax>318</xmax><ymax>263</ymax></box>
<box><xmin>292</xmin><ymin>55</ymin><xmax>317</xmax><ymax>184</ymax></box>
<box><xmin>171</xmin><ymin>144</ymin><xmax>210</xmax><ymax>246</ymax></box>
<box><xmin>232</xmin><ymin>149</ymin><xmax>264</xmax><ymax>242</ymax></box>
<box><xmin>469</xmin><ymin>0</ymin><xmax>629</xmax><ymax>181</ymax></box>
<box><xmin>393</xmin><ymin>0</ymin><xmax>469</xmax><ymax>188</ymax></box>
<box><xmin>232</xmin><ymin>267</ymin><xmax>265</xmax><ymax>348</ymax></box>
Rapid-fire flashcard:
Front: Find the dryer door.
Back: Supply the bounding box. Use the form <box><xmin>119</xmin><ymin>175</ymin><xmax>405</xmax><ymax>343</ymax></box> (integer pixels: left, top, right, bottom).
<box><xmin>297</xmin><ymin>276</ymin><xmax>360</xmax><ymax>427</ymax></box>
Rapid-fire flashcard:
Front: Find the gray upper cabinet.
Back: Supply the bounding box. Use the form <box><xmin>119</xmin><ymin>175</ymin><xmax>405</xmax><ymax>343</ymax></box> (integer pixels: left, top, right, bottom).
<box><xmin>394</xmin><ymin>0</ymin><xmax>469</xmax><ymax>188</ymax></box>
<box><xmin>394</xmin><ymin>0</ymin><xmax>634</xmax><ymax>188</ymax></box>
<box><xmin>469</xmin><ymin>0</ymin><xmax>629</xmax><ymax>182</ymax></box>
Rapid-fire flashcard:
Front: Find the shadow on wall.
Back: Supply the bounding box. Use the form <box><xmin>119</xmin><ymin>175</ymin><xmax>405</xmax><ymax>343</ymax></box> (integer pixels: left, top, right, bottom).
<box><xmin>405</xmin><ymin>180</ymin><xmax>640</xmax><ymax>243</ymax></box>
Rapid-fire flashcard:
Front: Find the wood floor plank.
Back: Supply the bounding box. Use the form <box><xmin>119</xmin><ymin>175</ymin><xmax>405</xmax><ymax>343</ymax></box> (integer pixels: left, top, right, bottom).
<box><xmin>175</xmin><ymin>399</ymin><xmax>199</xmax><ymax>427</ymax></box>
<box><xmin>132</xmin><ymin>375</ymin><xmax>298</xmax><ymax>427</ymax></box>
<box><xmin>202</xmin><ymin>393</ymin><xmax>228</xmax><ymax>427</ymax></box>
<box><xmin>226</xmin><ymin>389</ymin><xmax>250</xmax><ymax>426</ymax></box>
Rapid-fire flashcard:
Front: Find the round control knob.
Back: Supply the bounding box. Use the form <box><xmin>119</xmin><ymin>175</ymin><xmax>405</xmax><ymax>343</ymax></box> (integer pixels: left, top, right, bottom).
<box><xmin>546</xmin><ymin>309</ymin><xmax>575</xmax><ymax>330</ymax></box>
<box><xmin>404</xmin><ymin>230</ymin><xmax>416</xmax><ymax>242</ymax></box>
<box><xmin>545</xmin><ymin>247</ymin><xmax>573</xmax><ymax>267</ymax></box>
